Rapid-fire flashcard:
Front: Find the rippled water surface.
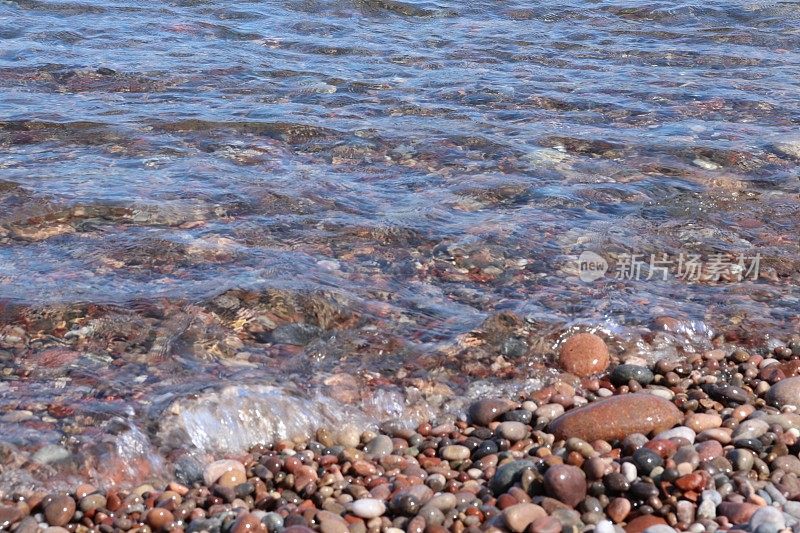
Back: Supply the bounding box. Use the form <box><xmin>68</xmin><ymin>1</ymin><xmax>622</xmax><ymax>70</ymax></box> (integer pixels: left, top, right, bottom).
<box><xmin>0</xmin><ymin>0</ymin><xmax>799</xmax><ymax>491</ymax></box>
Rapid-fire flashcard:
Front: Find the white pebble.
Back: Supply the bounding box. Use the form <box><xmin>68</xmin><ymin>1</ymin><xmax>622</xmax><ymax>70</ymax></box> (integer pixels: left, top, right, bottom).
<box><xmin>595</xmin><ymin>520</ymin><xmax>615</xmax><ymax>533</ymax></box>
<box><xmin>349</xmin><ymin>498</ymin><xmax>386</xmax><ymax>519</ymax></box>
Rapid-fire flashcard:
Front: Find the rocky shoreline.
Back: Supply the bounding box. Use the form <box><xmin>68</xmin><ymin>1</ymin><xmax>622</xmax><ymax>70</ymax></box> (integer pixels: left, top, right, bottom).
<box><xmin>1</xmin><ymin>334</ymin><xmax>800</xmax><ymax>533</ymax></box>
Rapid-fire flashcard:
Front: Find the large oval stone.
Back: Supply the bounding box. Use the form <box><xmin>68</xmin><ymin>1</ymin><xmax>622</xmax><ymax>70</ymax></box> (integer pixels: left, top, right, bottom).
<box><xmin>766</xmin><ymin>376</ymin><xmax>800</xmax><ymax>409</ymax></box>
<box><xmin>548</xmin><ymin>394</ymin><xmax>681</xmax><ymax>442</ymax></box>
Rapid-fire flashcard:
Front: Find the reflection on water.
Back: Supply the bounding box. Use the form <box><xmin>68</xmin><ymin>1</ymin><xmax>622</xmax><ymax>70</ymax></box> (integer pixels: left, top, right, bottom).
<box><xmin>0</xmin><ymin>0</ymin><xmax>799</xmax><ymax>491</ymax></box>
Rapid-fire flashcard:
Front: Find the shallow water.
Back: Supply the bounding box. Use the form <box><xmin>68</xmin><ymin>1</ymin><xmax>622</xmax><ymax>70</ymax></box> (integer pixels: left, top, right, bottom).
<box><xmin>0</xmin><ymin>0</ymin><xmax>799</xmax><ymax>491</ymax></box>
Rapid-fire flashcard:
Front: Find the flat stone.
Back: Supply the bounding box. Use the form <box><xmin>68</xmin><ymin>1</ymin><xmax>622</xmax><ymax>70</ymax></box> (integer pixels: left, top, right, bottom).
<box><xmin>611</xmin><ymin>365</ymin><xmax>654</xmax><ymax>386</ymax></box>
<box><xmin>502</xmin><ymin>503</ymin><xmax>547</xmax><ymax>533</ymax></box>
<box><xmin>349</xmin><ymin>498</ymin><xmax>386</xmax><ymax>519</ymax></box>
<box><xmin>655</xmin><ymin>426</ymin><xmax>695</xmax><ymax>444</ymax></box>
<box><xmin>732</xmin><ymin>419</ymin><xmax>769</xmax><ymax>440</ymax></box>
<box><xmin>468</xmin><ymin>398</ymin><xmax>516</xmax><ymax>426</ymax></box>
<box><xmin>548</xmin><ymin>394</ymin><xmax>681</xmax><ymax>442</ymax></box>
<box><xmin>766</xmin><ymin>377</ymin><xmax>800</xmax><ymax>409</ymax></box>
<box><xmin>685</xmin><ymin>413</ymin><xmax>723</xmax><ymax>433</ymax></box>
<box><xmin>559</xmin><ymin>332</ymin><xmax>610</xmax><ymax>377</ymax></box>
<box><xmin>440</xmin><ymin>445</ymin><xmax>470</xmax><ymax>461</ymax></box>
<box><xmin>543</xmin><ymin>464</ymin><xmax>586</xmax><ymax>507</ymax></box>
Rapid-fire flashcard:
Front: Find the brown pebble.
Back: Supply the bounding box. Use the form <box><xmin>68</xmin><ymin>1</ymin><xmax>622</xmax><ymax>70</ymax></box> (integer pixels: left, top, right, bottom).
<box><xmin>543</xmin><ymin>464</ymin><xmax>586</xmax><ymax>507</ymax></box>
<box><xmin>558</xmin><ymin>333</ymin><xmax>610</xmax><ymax>377</ymax></box>
<box><xmin>606</xmin><ymin>497</ymin><xmax>631</xmax><ymax>523</ymax></box>
<box><xmin>146</xmin><ymin>508</ymin><xmax>175</xmax><ymax>531</ymax></box>
<box><xmin>549</xmin><ymin>394</ymin><xmax>681</xmax><ymax>442</ymax></box>
<box><xmin>44</xmin><ymin>496</ymin><xmax>76</xmax><ymax>527</ymax></box>
<box><xmin>624</xmin><ymin>515</ymin><xmax>667</xmax><ymax>533</ymax></box>
<box><xmin>231</xmin><ymin>512</ymin><xmax>266</xmax><ymax>533</ymax></box>
<box><xmin>0</xmin><ymin>506</ymin><xmax>23</xmax><ymax>528</ymax></box>
<box><xmin>502</xmin><ymin>503</ymin><xmax>546</xmax><ymax>533</ymax></box>
<box><xmin>467</xmin><ymin>398</ymin><xmax>516</xmax><ymax>426</ymax></box>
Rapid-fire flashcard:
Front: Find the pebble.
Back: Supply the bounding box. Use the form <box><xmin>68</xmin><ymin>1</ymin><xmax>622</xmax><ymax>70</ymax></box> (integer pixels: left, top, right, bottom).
<box><xmin>748</xmin><ymin>506</ymin><xmax>786</xmax><ymax>532</ymax></box>
<box><xmin>31</xmin><ymin>445</ymin><xmax>71</xmax><ymax>465</ymax></box>
<box><xmin>231</xmin><ymin>513</ymin><xmax>265</xmax><ymax>533</ymax></box>
<box><xmin>349</xmin><ymin>498</ymin><xmax>386</xmax><ymax>519</ymax></box>
<box><xmin>718</xmin><ymin>502</ymin><xmax>760</xmax><ymax>524</ymax></box>
<box><xmin>548</xmin><ymin>394</ymin><xmax>681</xmax><ymax>442</ymax></box>
<box><xmin>489</xmin><ymin>460</ymin><xmax>537</xmax><ymax>494</ymax></box>
<box><xmin>440</xmin><ymin>444</ymin><xmax>470</xmax><ymax>461</ymax></box>
<box><xmin>543</xmin><ymin>464</ymin><xmax>586</xmax><ymax>507</ymax></box>
<box><xmin>611</xmin><ymin>365</ymin><xmax>654</xmax><ymax>386</ymax></box>
<box><xmin>364</xmin><ymin>435</ymin><xmax>393</xmax><ymax>457</ymax></box>
<box><xmin>44</xmin><ymin>496</ymin><xmax>76</xmax><ymax>527</ymax></box>
<box><xmin>0</xmin><ymin>506</ymin><xmax>22</xmax><ymax>528</ymax></box>
<box><xmin>146</xmin><ymin>508</ymin><xmax>175</xmax><ymax>530</ymax></box>
<box><xmin>496</xmin><ymin>421</ymin><xmax>528</xmax><ymax>441</ymax></box>
<box><xmin>731</xmin><ymin>419</ymin><xmax>769</xmax><ymax>440</ymax></box>
<box><xmin>766</xmin><ymin>376</ymin><xmax>800</xmax><ymax>408</ymax></box>
<box><xmin>78</xmin><ymin>494</ymin><xmax>107</xmax><ymax>513</ymax></box>
<box><xmin>468</xmin><ymin>398</ymin><xmax>516</xmax><ymax>426</ymax></box>
<box><xmin>203</xmin><ymin>459</ymin><xmax>246</xmax><ymax>486</ymax></box>
<box><xmin>624</xmin><ymin>515</ymin><xmax>668</xmax><ymax>533</ymax></box>
<box><xmin>685</xmin><ymin>413</ymin><xmax>723</xmax><ymax>433</ymax></box>
<box><xmin>502</xmin><ymin>503</ymin><xmax>546</xmax><ymax>532</ymax></box>
<box><xmin>558</xmin><ymin>332</ymin><xmax>610</xmax><ymax>377</ymax></box>
<box><xmin>655</xmin><ymin>426</ymin><xmax>696</xmax><ymax>443</ymax></box>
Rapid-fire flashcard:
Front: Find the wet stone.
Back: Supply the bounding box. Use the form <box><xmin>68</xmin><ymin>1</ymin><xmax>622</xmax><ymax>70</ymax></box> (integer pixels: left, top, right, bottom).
<box><xmin>766</xmin><ymin>376</ymin><xmax>800</xmax><ymax>409</ymax></box>
<box><xmin>44</xmin><ymin>496</ymin><xmax>76</xmax><ymax>527</ymax></box>
<box><xmin>611</xmin><ymin>365</ymin><xmax>654</xmax><ymax>386</ymax></box>
<box><xmin>489</xmin><ymin>460</ymin><xmax>537</xmax><ymax>495</ymax></box>
<box><xmin>549</xmin><ymin>394</ymin><xmax>681</xmax><ymax>442</ymax></box>
<box><xmin>496</xmin><ymin>421</ymin><xmax>528</xmax><ymax>441</ymax></box>
<box><xmin>364</xmin><ymin>435</ymin><xmax>393</xmax><ymax>457</ymax></box>
<box><xmin>146</xmin><ymin>508</ymin><xmax>175</xmax><ymax>530</ymax></box>
<box><xmin>78</xmin><ymin>494</ymin><xmax>107</xmax><ymax>513</ymax></box>
<box><xmin>633</xmin><ymin>448</ymin><xmax>664</xmax><ymax>475</ymax></box>
<box><xmin>349</xmin><ymin>498</ymin><xmax>386</xmax><ymax>519</ymax></box>
<box><xmin>0</xmin><ymin>506</ymin><xmax>23</xmax><ymax>528</ymax></box>
<box><xmin>502</xmin><ymin>503</ymin><xmax>547</xmax><ymax>533</ymax></box>
<box><xmin>559</xmin><ymin>332</ymin><xmax>610</xmax><ymax>377</ymax></box>
<box><xmin>502</xmin><ymin>409</ymin><xmax>533</xmax><ymax>424</ymax></box>
<box><xmin>468</xmin><ymin>398</ymin><xmax>516</xmax><ymax>426</ymax></box>
<box><xmin>543</xmin><ymin>464</ymin><xmax>587</xmax><ymax>507</ymax></box>
<box><xmin>231</xmin><ymin>512</ymin><xmax>265</xmax><ymax>533</ymax></box>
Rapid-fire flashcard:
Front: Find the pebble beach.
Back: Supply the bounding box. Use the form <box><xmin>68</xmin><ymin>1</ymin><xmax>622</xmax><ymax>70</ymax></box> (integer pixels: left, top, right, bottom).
<box><xmin>3</xmin><ymin>333</ymin><xmax>800</xmax><ymax>533</ymax></box>
<box><xmin>2</xmin><ymin>0</ymin><xmax>800</xmax><ymax>531</ymax></box>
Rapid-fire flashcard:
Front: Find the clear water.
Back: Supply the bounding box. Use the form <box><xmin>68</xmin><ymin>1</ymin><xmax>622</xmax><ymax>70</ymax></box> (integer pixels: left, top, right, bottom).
<box><xmin>0</xmin><ymin>0</ymin><xmax>799</xmax><ymax>491</ymax></box>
